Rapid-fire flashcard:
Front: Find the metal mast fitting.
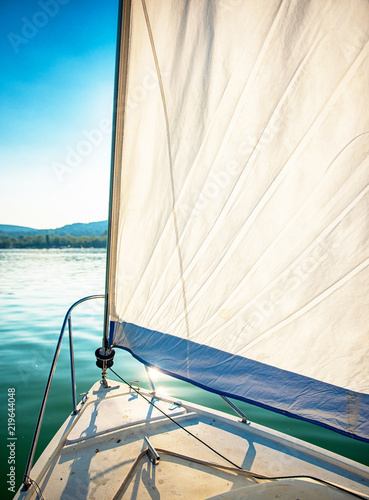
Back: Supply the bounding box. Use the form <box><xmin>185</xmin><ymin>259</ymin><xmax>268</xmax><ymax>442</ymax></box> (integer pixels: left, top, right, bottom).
<box><xmin>95</xmin><ymin>347</ymin><xmax>116</xmax><ymax>385</ymax></box>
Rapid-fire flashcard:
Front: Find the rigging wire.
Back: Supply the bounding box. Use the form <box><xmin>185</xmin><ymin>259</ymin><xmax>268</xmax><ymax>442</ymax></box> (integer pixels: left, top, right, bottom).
<box><xmin>108</xmin><ymin>367</ymin><xmax>368</xmax><ymax>500</ymax></box>
<box><xmin>109</xmin><ymin>366</ymin><xmax>243</xmax><ymax>470</ymax></box>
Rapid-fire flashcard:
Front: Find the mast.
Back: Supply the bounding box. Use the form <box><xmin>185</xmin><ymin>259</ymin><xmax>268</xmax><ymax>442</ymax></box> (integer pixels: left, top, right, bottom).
<box><xmin>102</xmin><ymin>0</ymin><xmax>131</xmax><ymax>354</ymax></box>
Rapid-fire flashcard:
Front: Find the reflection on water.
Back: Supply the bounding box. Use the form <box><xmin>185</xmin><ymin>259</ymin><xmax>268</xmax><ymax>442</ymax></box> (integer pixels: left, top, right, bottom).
<box><xmin>0</xmin><ymin>249</ymin><xmax>368</xmax><ymax>499</ymax></box>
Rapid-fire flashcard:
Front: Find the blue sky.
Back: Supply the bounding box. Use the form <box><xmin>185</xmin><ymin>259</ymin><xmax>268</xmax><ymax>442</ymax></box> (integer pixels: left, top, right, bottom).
<box><xmin>0</xmin><ymin>0</ymin><xmax>119</xmax><ymax>229</ymax></box>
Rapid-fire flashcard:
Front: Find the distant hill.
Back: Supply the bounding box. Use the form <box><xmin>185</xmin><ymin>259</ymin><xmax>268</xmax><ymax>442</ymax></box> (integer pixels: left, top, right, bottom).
<box><xmin>46</xmin><ymin>221</ymin><xmax>108</xmax><ymax>237</ymax></box>
<box><xmin>0</xmin><ymin>221</ymin><xmax>108</xmax><ymax>238</ymax></box>
<box><xmin>0</xmin><ymin>225</ymin><xmax>37</xmax><ymax>235</ymax></box>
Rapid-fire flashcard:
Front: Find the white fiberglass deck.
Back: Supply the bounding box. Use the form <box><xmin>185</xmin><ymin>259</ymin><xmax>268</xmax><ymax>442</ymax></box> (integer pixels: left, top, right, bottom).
<box><xmin>15</xmin><ymin>379</ymin><xmax>369</xmax><ymax>499</ymax></box>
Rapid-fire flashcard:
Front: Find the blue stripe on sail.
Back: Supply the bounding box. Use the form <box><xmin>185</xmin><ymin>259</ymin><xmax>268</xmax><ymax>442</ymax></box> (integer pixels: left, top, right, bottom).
<box><xmin>109</xmin><ymin>320</ymin><xmax>369</xmax><ymax>443</ymax></box>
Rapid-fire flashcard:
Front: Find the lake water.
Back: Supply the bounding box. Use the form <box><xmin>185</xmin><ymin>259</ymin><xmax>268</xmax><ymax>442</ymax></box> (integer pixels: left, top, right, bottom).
<box><xmin>1</xmin><ymin>248</ymin><xmax>368</xmax><ymax>498</ymax></box>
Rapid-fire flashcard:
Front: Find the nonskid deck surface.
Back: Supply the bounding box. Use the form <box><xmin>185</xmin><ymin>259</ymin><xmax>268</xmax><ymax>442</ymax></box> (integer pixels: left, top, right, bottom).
<box><xmin>16</xmin><ymin>379</ymin><xmax>369</xmax><ymax>500</ymax></box>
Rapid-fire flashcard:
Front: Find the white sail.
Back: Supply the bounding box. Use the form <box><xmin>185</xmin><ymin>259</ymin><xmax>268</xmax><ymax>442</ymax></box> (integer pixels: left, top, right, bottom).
<box><xmin>107</xmin><ymin>0</ymin><xmax>369</xmax><ymax>441</ymax></box>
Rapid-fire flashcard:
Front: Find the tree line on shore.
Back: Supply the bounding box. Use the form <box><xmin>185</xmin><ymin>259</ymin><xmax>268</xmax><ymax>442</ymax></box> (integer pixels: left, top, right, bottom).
<box><xmin>0</xmin><ymin>232</ymin><xmax>107</xmax><ymax>249</ymax></box>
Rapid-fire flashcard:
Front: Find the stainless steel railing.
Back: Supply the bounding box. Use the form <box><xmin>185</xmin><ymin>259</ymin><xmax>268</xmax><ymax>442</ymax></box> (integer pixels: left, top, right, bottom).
<box><xmin>22</xmin><ymin>293</ymin><xmax>250</xmax><ymax>490</ymax></box>
<box><xmin>22</xmin><ymin>294</ymin><xmax>105</xmax><ymax>490</ymax></box>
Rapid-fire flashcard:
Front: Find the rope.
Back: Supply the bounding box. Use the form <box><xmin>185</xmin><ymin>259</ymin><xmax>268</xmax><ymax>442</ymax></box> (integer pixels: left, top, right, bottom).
<box><xmin>23</xmin><ymin>476</ymin><xmax>46</xmax><ymax>500</ymax></box>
